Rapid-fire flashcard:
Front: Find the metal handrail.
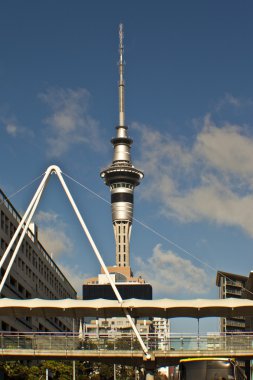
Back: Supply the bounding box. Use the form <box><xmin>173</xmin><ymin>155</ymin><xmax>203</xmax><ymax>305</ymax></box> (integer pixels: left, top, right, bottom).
<box><xmin>1</xmin><ymin>331</ymin><xmax>253</xmax><ymax>353</ymax></box>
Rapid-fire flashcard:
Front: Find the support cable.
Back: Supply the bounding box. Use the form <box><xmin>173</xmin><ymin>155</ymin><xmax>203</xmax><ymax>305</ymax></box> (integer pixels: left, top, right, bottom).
<box><xmin>0</xmin><ymin>174</ymin><xmax>44</xmax><ymax>207</ymax></box>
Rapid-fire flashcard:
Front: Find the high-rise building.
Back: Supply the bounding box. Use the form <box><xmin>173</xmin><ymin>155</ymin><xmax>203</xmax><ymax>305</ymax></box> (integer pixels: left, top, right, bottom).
<box><xmin>0</xmin><ymin>188</ymin><xmax>77</xmax><ymax>332</ymax></box>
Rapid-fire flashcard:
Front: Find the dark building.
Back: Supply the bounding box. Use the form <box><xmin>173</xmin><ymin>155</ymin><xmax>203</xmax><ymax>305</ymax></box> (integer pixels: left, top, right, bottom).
<box><xmin>83</xmin><ymin>283</ymin><xmax>152</xmax><ymax>300</ymax></box>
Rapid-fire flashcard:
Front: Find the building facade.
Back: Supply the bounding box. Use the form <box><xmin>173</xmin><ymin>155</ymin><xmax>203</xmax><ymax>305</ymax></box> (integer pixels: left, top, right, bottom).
<box><xmin>216</xmin><ymin>270</ymin><xmax>253</xmax><ymax>377</ymax></box>
<box><xmin>0</xmin><ymin>188</ymin><xmax>77</xmax><ymax>332</ymax></box>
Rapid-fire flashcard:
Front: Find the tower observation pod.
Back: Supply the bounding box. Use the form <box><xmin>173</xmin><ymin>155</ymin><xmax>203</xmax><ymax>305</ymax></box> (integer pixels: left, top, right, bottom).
<box><xmin>100</xmin><ymin>24</ymin><xmax>143</xmax><ymax>269</ymax></box>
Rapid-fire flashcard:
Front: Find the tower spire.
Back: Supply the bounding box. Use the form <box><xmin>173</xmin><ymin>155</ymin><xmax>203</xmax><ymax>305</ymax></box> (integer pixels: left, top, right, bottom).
<box><xmin>100</xmin><ymin>24</ymin><xmax>143</xmax><ymax>271</ymax></box>
<box><xmin>119</xmin><ymin>23</ymin><xmax>125</xmax><ymax>127</ymax></box>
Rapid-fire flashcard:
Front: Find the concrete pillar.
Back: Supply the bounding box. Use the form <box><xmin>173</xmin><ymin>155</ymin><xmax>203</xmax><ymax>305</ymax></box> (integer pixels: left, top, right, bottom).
<box><xmin>145</xmin><ymin>370</ymin><xmax>155</xmax><ymax>380</ymax></box>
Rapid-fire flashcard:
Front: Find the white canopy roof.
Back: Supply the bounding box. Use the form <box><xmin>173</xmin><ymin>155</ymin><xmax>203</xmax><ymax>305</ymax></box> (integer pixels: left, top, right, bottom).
<box><xmin>0</xmin><ymin>297</ymin><xmax>253</xmax><ymax>318</ymax></box>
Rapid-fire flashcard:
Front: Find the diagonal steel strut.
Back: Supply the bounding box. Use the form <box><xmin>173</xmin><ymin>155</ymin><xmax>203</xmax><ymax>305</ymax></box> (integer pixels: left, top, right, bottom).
<box><xmin>0</xmin><ymin>165</ymin><xmax>151</xmax><ymax>358</ymax></box>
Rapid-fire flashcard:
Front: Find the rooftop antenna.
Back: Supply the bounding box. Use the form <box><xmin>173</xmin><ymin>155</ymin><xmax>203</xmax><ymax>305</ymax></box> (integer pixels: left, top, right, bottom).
<box><xmin>119</xmin><ymin>23</ymin><xmax>125</xmax><ymax>126</ymax></box>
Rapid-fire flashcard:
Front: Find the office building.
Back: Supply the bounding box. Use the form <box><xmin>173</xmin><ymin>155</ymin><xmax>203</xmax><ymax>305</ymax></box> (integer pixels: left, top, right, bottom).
<box><xmin>0</xmin><ymin>188</ymin><xmax>77</xmax><ymax>332</ymax></box>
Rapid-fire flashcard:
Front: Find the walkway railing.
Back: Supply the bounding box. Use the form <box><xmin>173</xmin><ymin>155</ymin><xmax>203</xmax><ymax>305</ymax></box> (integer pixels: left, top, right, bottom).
<box><xmin>0</xmin><ymin>331</ymin><xmax>253</xmax><ymax>355</ymax></box>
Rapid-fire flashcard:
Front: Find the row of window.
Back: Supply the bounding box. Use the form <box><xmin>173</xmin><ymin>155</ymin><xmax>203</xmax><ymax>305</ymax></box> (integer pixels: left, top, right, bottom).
<box><xmin>116</xmin><ymin>222</ymin><xmax>127</xmax><ymax>259</ymax></box>
<box><xmin>110</xmin><ymin>183</ymin><xmax>134</xmax><ymax>190</ymax></box>
<box><xmin>9</xmin><ymin>275</ymin><xmax>31</xmax><ymax>298</ymax></box>
<box><xmin>0</xmin><ymin>231</ymin><xmax>73</xmax><ymax>299</ymax></box>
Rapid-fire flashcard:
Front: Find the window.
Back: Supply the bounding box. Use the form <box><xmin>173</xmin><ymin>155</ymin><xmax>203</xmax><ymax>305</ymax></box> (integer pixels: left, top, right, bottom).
<box><xmin>4</xmin><ymin>215</ymin><xmax>9</xmax><ymax>235</ymax></box>
<box><xmin>18</xmin><ymin>283</ymin><xmax>24</xmax><ymax>294</ymax></box>
<box><xmin>1</xmin><ymin>238</ymin><xmax>6</xmax><ymax>251</ymax></box>
<box><xmin>10</xmin><ymin>276</ymin><xmax>17</xmax><ymax>288</ymax></box>
<box><xmin>1</xmin><ymin>211</ymin><xmax>4</xmax><ymax>229</ymax></box>
<box><xmin>2</xmin><ymin>321</ymin><xmax>9</xmax><ymax>331</ymax></box>
<box><xmin>10</xmin><ymin>222</ymin><xmax>15</xmax><ymax>238</ymax></box>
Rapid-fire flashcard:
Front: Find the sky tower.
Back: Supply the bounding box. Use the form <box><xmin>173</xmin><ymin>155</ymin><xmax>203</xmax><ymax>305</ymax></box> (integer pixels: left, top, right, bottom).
<box><xmin>100</xmin><ymin>24</ymin><xmax>144</xmax><ymax>271</ymax></box>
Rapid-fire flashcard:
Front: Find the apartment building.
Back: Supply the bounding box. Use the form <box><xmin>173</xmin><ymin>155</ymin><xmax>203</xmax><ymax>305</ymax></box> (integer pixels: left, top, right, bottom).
<box><xmin>152</xmin><ymin>317</ymin><xmax>170</xmax><ymax>350</ymax></box>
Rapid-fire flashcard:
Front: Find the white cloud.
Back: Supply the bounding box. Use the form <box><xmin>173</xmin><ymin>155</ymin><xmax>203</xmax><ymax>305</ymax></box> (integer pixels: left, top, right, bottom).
<box><xmin>38</xmin><ymin>227</ymin><xmax>73</xmax><ymax>259</ymax></box>
<box><xmin>6</xmin><ymin>123</ymin><xmax>18</xmax><ymax>137</ymax></box>
<box><xmin>34</xmin><ymin>211</ymin><xmax>87</xmax><ymax>296</ymax></box>
<box><xmin>216</xmin><ymin>93</ymin><xmax>241</xmax><ymax>110</ymax></box>
<box><xmin>59</xmin><ymin>263</ymin><xmax>88</xmax><ymax>297</ymax></box>
<box><xmin>133</xmin><ymin>116</ymin><xmax>253</xmax><ymax>237</ymax></box>
<box><xmin>195</xmin><ymin>114</ymin><xmax>253</xmax><ymax>178</ymax></box>
<box><xmin>135</xmin><ymin>244</ymin><xmax>211</xmax><ymax>297</ymax></box>
<box><xmin>35</xmin><ymin>210</ymin><xmax>59</xmax><ymax>224</ymax></box>
<box><xmin>215</xmin><ymin>93</ymin><xmax>253</xmax><ymax>111</ymax></box>
<box><xmin>1</xmin><ymin>116</ymin><xmax>32</xmax><ymax>138</ymax></box>
<box><xmin>39</xmin><ymin>87</ymin><xmax>103</xmax><ymax>157</ymax></box>
<box><xmin>35</xmin><ymin>210</ymin><xmax>73</xmax><ymax>258</ymax></box>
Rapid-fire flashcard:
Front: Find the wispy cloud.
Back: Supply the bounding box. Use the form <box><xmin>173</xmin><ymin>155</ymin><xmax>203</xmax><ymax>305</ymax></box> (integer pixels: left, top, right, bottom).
<box><xmin>59</xmin><ymin>263</ymin><xmax>89</xmax><ymax>297</ymax></box>
<box><xmin>133</xmin><ymin>115</ymin><xmax>253</xmax><ymax>237</ymax></box>
<box><xmin>35</xmin><ymin>210</ymin><xmax>59</xmax><ymax>223</ymax></box>
<box><xmin>6</xmin><ymin>123</ymin><xmax>19</xmax><ymax>137</ymax></box>
<box><xmin>1</xmin><ymin>115</ymin><xmax>32</xmax><ymax>138</ymax></box>
<box><xmin>135</xmin><ymin>244</ymin><xmax>211</xmax><ymax>297</ymax></box>
<box><xmin>34</xmin><ymin>210</ymin><xmax>88</xmax><ymax>296</ymax></box>
<box><xmin>35</xmin><ymin>210</ymin><xmax>73</xmax><ymax>259</ymax></box>
<box><xmin>215</xmin><ymin>93</ymin><xmax>253</xmax><ymax>111</ymax></box>
<box><xmin>39</xmin><ymin>87</ymin><xmax>103</xmax><ymax>157</ymax></box>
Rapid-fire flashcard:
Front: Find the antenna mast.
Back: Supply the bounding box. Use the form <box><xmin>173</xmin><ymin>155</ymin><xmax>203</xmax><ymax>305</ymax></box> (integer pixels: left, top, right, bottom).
<box><xmin>119</xmin><ymin>23</ymin><xmax>125</xmax><ymax>126</ymax></box>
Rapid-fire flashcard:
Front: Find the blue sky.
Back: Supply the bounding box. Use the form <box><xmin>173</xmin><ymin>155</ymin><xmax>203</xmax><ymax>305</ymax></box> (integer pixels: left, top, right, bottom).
<box><xmin>1</xmin><ymin>1</ymin><xmax>253</xmax><ymax>332</ymax></box>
